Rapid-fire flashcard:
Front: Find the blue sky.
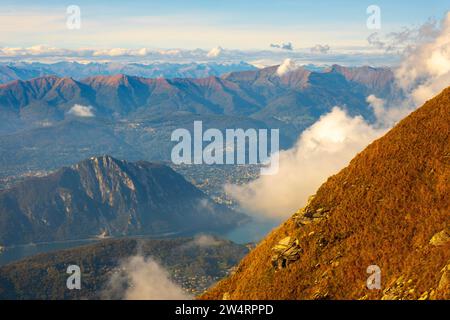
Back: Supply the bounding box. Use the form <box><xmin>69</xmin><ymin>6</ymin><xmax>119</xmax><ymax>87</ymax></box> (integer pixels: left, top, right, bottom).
<box><xmin>0</xmin><ymin>0</ymin><xmax>448</xmax><ymax>50</ymax></box>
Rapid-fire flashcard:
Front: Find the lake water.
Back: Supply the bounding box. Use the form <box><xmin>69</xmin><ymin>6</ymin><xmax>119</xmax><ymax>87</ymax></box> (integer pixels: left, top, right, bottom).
<box><xmin>222</xmin><ymin>218</ymin><xmax>280</xmax><ymax>243</ymax></box>
<box><xmin>0</xmin><ymin>218</ymin><xmax>280</xmax><ymax>266</ymax></box>
<box><xmin>0</xmin><ymin>238</ymin><xmax>99</xmax><ymax>266</ymax></box>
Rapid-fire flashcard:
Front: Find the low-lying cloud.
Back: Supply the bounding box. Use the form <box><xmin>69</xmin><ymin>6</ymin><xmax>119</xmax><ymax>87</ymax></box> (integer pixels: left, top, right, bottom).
<box><xmin>0</xmin><ymin>45</ymin><xmax>401</xmax><ymax>66</ymax></box>
<box><xmin>191</xmin><ymin>234</ymin><xmax>222</xmax><ymax>247</ymax></box>
<box><xmin>103</xmin><ymin>255</ymin><xmax>191</xmax><ymax>300</ymax></box>
<box><xmin>276</xmin><ymin>58</ymin><xmax>298</xmax><ymax>76</ymax></box>
<box><xmin>67</xmin><ymin>104</ymin><xmax>95</xmax><ymax>117</ymax></box>
<box><xmin>226</xmin><ymin>108</ymin><xmax>386</xmax><ymax>219</ymax></box>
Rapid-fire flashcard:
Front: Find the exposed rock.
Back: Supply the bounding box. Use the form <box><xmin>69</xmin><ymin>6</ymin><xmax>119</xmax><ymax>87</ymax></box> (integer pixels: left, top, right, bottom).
<box><xmin>271</xmin><ymin>236</ymin><xmax>301</xmax><ymax>270</ymax></box>
<box><xmin>418</xmin><ymin>291</ymin><xmax>429</xmax><ymax>300</ymax></box>
<box><xmin>381</xmin><ymin>276</ymin><xmax>416</xmax><ymax>300</ymax></box>
<box><xmin>312</xmin><ymin>290</ymin><xmax>329</xmax><ymax>300</ymax></box>
<box><xmin>292</xmin><ymin>195</ymin><xmax>330</xmax><ymax>227</ymax></box>
<box><xmin>438</xmin><ymin>264</ymin><xmax>450</xmax><ymax>291</ymax></box>
<box><xmin>429</xmin><ymin>228</ymin><xmax>450</xmax><ymax>246</ymax></box>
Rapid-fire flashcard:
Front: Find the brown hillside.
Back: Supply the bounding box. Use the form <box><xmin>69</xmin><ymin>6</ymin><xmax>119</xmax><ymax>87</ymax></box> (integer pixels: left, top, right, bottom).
<box><xmin>201</xmin><ymin>87</ymin><xmax>450</xmax><ymax>300</ymax></box>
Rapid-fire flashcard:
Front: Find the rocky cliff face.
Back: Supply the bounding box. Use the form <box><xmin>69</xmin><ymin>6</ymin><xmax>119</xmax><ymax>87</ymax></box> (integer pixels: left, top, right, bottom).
<box><xmin>201</xmin><ymin>87</ymin><xmax>450</xmax><ymax>300</ymax></box>
<box><xmin>0</xmin><ymin>155</ymin><xmax>244</xmax><ymax>246</ymax></box>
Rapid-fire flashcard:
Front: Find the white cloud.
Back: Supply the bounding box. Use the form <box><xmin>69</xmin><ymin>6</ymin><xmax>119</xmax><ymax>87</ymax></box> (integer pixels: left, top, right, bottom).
<box><xmin>276</xmin><ymin>58</ymin><xmax>297</xmax><ymax>76</ymax></box>
<box><xmin>366</xmin><ymin>94</ymin><xmax>413</xmax><ymax>128</ymax></box>
<box><xmin>0</xmin><ymin>44</ymin><xmax>401</xmax><ymax>66</ymax></box>
<box><xmin>365</xmin><ymin>13</ymin><xmax>450</xmax><ymax>128</ymax></box>
<box><xmin>103</xmin><ymin>255</ymin><xmax>191</xmax><ymax>300</ymax></box>
<box><xmin>92</xmin><ymin>48</ymin><xmax>151</xmax><ymax>57</ymax></box>
<box><xmin>67</xmin><ymin>104</ymin><xmax>95</xmax><ymax>117</ymax></box>
<box><xmin>395</xmin><ymin>12</ymin><xmax>450</xmax><ymax>106</ymax></box>
<box><xmin>366</xmin><ymin>94</ymin><xmax>385</xmax><ymax>117</ymax></box>
<box><xmin>226</xmin><ymin>107</ymin><xmax>386</xmax><ymax>219</ymax></box>
<box><xmin>366</xmin><ymin>13</ymin><xmax>450</xmax><ymax>108</ymax></box>
<box><xmin>207</xmin><ymin>46</ymin><xmax>223</xmax><ymax>58</ymax></box>
<box><xmin>191</xmin><ymin>234</ymin><xmax>221</xmax><ymax>247</ymax></box>
<box><xmin>0</xmin><ymin>45</ymin><xmax>78</xmax><ymax>57</ymax></box>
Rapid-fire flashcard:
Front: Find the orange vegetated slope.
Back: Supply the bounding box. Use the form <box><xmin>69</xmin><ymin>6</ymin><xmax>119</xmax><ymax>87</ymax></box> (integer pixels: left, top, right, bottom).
<box><xmin>202</xmin><ymin>87</ymin><xmax>450</xmax><ymax>300</ymax></box>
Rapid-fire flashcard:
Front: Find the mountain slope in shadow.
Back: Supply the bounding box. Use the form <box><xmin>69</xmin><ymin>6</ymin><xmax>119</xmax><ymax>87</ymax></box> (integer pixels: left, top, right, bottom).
<box><xmin>0</xmin><ymin>155</ymin><xmax>245</xmax><ymax>246</ymax></box>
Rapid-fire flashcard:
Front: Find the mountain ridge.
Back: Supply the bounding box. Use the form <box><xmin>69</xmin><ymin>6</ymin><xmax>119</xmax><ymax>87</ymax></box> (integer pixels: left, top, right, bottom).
<box><xmin>0</xmin><ymin>64</ymin><xmax>396</xmax><ymax>119</ymax></box>
<box><xmin>0</xmin><ymin>61</ymin><xmax>257</xmax><ymax>84</ymax></box>
<box><xmin>0</xmin><ymin>64</ymin><xmax>399</xmax><ymax>180</ymax></box>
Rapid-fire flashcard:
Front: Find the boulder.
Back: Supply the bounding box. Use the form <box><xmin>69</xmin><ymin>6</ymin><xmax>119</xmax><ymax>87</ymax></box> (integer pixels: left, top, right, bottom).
<box><xmin>429</xmin><ymin>228</ymin><xmax>450</xmax><ymax>246</ymax></box>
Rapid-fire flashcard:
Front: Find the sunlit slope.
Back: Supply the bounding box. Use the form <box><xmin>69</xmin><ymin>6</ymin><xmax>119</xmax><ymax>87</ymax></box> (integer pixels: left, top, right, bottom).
<box><xmin>201</xmin><ymin>87</ymin><xmax>450</xmax><ymax>300</ymax></box>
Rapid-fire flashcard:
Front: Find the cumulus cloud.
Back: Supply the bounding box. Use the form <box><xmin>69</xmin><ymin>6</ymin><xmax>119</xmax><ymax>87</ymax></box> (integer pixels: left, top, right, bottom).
<box><xmin>276</xmin><ymin>58</ymin><xmax>298</xmax><ymax>76</ymax></box>
<box><xmin>207</xmin><ymin>46</ymin><xmax>223</xmax><ymax>58</ymax></box>
<box><xmin>225</xmin><ymin>108</ymin><xmax>386</xmax><ymax>219</ymax></box>
<box><xmin>103</xmin><ymin>255</ymin><xmax>191</xmax><ymax>300</ymax></box>
<box><xmin>368</xmin><ymin>13</ymin><xmax>450</xmax><ymax>123</ymax></box>
<box><xmin>310</xmin><ymin>44</ymin><xmax>331</xmax><ymax>54</ymax></box>
<box><xmin>395</xmin><ymin>12</ymin><xmax>450</xmax><ymax>106</ymax></box>
<box><xmin>67</xmin><ymin>104</ymin><xmax>95</xmax><ymax>117</ymax></box>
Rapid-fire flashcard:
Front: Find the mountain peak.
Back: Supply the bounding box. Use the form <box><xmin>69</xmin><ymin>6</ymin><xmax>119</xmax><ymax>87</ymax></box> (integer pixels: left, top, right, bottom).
<box><xmin>81</xmin><ymin>73</ymin><xmax>137</xmax><ymax>87</ymax></box>
<box><xmin>73</xmin><ymin>154</ymin><xmax>125</xmax><ymax>172</ymax></box>
<box><xmin>0</xmin><ymin>156</ymin><xmax>244</xmax><ymax>246</ymax></box>
<box><xmin>87</xmin><ymin>154</ymin><xmax>123</xmax><ymax>165</ymax></box>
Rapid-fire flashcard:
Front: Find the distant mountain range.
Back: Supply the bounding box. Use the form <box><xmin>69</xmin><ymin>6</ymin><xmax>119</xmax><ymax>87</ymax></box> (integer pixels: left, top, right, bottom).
<box><xmin>0</xmin><ymin>237</ymin><xmax>249</xmax><ymax>299</ymax></box>
<box><xmin>0</xmin><ymin>155</ymin><xmax>244</xmax><ymax>246</ymax></box>
<box><xmin>202</xmin><ymin>87</ymin><xmax>450</xmax><ymax>300</ymax></box>
<box><xmin>0</xmin><ymin>61</ymin><xmax>257</xmax><ymax>84</ymax></box>
<box><xmin>0</xmin><ymin>64</ymin><xmax>396</xmax><ymax>122</ymax></box>
<box><xmin>0</xmin><ymin>64</ymin><xmax>401</xmax><ymax>178</ymax></box>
